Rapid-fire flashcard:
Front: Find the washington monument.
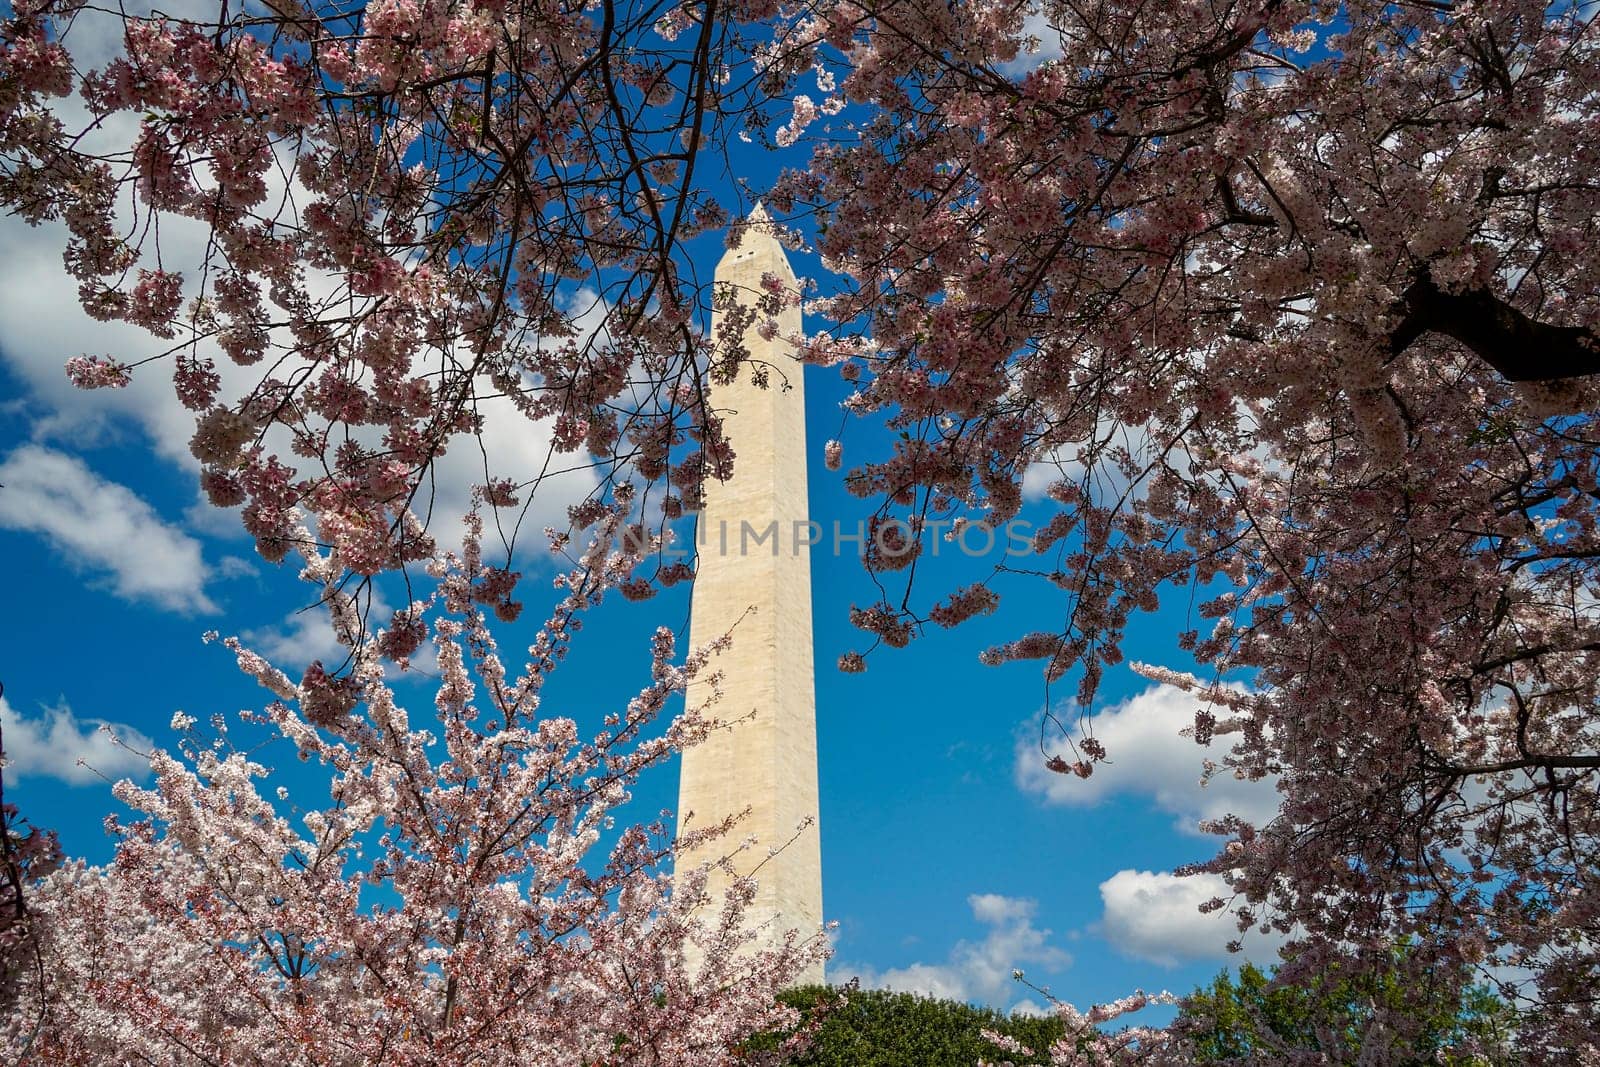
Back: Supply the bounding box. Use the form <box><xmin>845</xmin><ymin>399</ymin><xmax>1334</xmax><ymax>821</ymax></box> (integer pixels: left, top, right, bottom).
<box><xmin>675</xmin><ymin>204</ymin><xmax>825</xmax><ymax>985</ymax></box>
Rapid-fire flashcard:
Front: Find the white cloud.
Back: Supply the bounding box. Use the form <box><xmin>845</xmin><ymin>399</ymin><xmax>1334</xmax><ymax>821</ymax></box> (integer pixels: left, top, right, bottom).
<box><xmin>241</xmin><ymin>587</ymin><xmax>440</xmax><ymax>682</ymax></box>
<box><xmin>1001</xmin><ymin>9</ymin><xmax>1066</xmax><ymax>75</ymax></box>
<box><xmin>428</xmin><ymin>286</ymin><xmax>612</xmax><ymax>558</ymax></box>
<box><xmin>0</xmin><ymin>210</ymin><xmax>598</xmax><ymax>571</ymax></box>
<box><xmin>1015</xmin><ymin>684</ymin><xmax>1280</xmax><ymax>835</ymax></box>
<box><xmin>184</xmin><ymin>493</ymin><xmax>250</xmax><ymax>542</ymax></box>
<box><xmin>1019</xmin><ymin>401</ymin><xmax>1279</xmax><ymax>506</ymax></box>
<box><xmin>242</xmin><ymin>603</ymin><xmax>358</xmax><ymax>673</ymax></box>
<box><xmin>1020</xmin><ymin>418</ymin><xmax>1156</xmax><ymax>504</ymax></box>
<box><xmin>215</xmin><ymin>555</ymin><xmax>259</xmax><ymax>580</ymax></box>
<box><xmin>0</xmin><ymin>695</ymin><xmax>152</xmax><ymax>786</ymax></box>
<box><xmin>1099</xmin><ymin>869</ymin><xmax>1286</xmax><ymax>968</ymax></box>
<box><xmin>0</xmin><ymin>445</ymin><xmax>217</xmax><ymax>614</ymax></box>
<box><xmin>834</xmin><ymin>894</ymin><xmax>1070</xmax><ymax>1012</ymax></box>
<box><xmin>421</xmin><ymin>371</ymin><xmax>600</xmax><ymax>562</ymax></box>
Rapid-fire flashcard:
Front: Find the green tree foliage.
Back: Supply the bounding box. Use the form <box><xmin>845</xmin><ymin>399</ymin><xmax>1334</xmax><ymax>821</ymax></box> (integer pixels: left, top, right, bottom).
<box><xmin>1174</xmin><ymin>951</ymin><xmax>1518</xmax><ymax>1064</ymax></box>
<box><xmin>761</xmin><ymin>985</ymin><xmax>1065</xmax><ymax>1066</ymax></box>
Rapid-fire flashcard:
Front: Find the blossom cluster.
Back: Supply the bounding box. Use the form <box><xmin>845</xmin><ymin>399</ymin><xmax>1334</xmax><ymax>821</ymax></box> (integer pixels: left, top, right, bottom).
<box><xmin>3</xmin><ymin>505</ymin><xmax>827</xmax><ymax>1062</ymax></box>
<box><xmin>5</xmin><ymin>0</ymin><xmax>803</xmax><ymax>578</ymax></box>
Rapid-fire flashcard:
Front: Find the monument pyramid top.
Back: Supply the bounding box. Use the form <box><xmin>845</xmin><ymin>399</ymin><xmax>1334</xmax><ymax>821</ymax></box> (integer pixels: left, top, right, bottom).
<box><xmin>720</xmin><ymin>201</ymin><xmax>795</xmax><ymax>279</ymax></box>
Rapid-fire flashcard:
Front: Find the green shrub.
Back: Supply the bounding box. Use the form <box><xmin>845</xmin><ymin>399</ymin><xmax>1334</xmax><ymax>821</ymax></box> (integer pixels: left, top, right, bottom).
<box><xmin>1175</xmin><ymin>950</ymin><xmax>1517</xmax><ymax>1064</ymax></box>
<box><xmin>757</xmin><ymin>984</ymin><xmax>1064</xmax><ymax>1066</ymax></box>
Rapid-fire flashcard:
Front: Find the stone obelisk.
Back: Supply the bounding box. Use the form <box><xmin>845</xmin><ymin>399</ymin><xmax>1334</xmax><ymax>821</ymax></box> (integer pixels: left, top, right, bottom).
<box><xmin>676</xmin><ymin>204</ymin><xmax>824</xmax><ymax>985</ymax></box>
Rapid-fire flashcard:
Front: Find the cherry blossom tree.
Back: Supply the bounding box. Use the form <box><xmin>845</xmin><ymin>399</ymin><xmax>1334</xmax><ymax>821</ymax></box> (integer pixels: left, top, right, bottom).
<box><xmin>773</xmin><ymin>0</ymin><xmax>1600</xmax><ymax>1056</ymax></box>
<box><xmin>1</xmin><ymin>0</ymin><xmax>822</xmax><ymax>587</ymax></box>
<box><xmin>1</xmin><ymin>4</ymin><xmax>840</xmax><ymax>1057</ymax></box>
<box><xmin>2</xmin><ymin>500</ymin><xmax>826</xmax><ymax>1063</ymax></box>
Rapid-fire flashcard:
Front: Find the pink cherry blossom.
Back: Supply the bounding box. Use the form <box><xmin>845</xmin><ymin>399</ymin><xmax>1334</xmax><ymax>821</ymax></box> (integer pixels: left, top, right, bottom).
<box><xmin>62</xmin><ymin>355</ymin><xmax>130</xmax><ymax>389</ymax></box>
<box><xmin>5</xmin><ymin>505</ymin><xmax>827</xmax><ymax>1062</ymax></box>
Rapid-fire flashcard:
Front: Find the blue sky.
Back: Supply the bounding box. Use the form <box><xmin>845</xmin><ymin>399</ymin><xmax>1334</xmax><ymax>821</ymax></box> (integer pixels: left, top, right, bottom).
<box><xmin>0</xmin><ymin>18</ymin><xmax>1286</xmax><ymax>1025</ymax></box>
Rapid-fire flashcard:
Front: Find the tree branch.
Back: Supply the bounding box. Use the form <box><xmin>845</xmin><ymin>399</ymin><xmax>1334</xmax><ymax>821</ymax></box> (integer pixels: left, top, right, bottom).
<box><xmin>1447</xmin><ymin>753</ymin><xmax>1600</xmax><ymax>775</ymax></box>
<box><xmin>1391</xmin><ymin>273</ymin><xmax>1600</xmax><ymax>382</ymax></box>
